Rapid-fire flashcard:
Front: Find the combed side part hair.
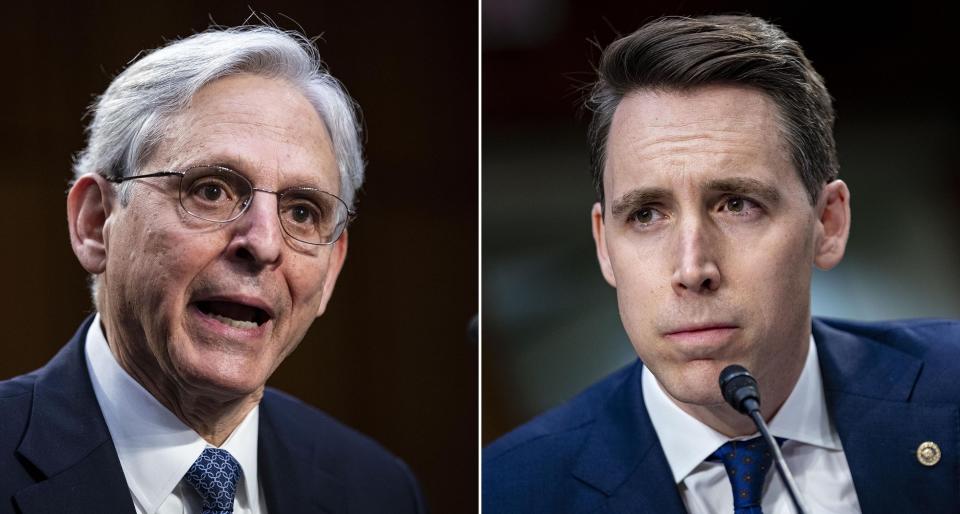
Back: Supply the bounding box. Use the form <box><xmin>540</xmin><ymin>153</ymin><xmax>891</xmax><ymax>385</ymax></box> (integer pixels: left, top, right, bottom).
<box><xmin>586</xmin><ymin>15</ymin><xmax>838</xmax><ymax>209</ymax></box>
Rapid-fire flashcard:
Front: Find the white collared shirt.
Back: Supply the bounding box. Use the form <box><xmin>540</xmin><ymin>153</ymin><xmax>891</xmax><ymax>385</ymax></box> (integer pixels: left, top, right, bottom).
<box><xmin>84</xmin><ymin>313</ymin><xmax>269</xmax><ymax>514</ymax></box>
<box><xmin>643</xmin><ymin>336</ymin><xmax>862</xmax><ymax>513</ymax></box>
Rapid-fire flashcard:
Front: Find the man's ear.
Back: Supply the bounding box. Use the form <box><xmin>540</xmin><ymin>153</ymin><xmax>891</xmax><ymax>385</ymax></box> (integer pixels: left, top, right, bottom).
<box><xmin>315</xmin><ymin>228</ymin><xmax>348</xmax><ymax>317</ymax></box>
<box><xmin>67</xmin><ymin>173</ymin><xmax>117</xmax><ymax>274</ymax></box>
<box><xmin>813</xmin><ymin>179</ymin><xmax>851</xmax><ymax>270</ymax></box>
<box><xmin>591</xmin><ymin>203</ymin><xmax>617</xmax><ymax>287</ymax></box>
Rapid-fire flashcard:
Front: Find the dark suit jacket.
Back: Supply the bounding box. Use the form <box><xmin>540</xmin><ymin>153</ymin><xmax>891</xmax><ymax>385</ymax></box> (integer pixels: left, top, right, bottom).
<box><xmin>0</xmin><ymin>316</ymin><xmax>426</xmax><ymax>514</ymax></box>
<box><xmin>483</xmin><ymin>318</ymin><xmax>960</xmax><ymax>513</ymax></box>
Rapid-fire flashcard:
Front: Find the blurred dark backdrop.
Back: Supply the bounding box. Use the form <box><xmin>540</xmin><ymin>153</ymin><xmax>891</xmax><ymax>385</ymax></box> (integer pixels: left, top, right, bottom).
<box><xmin>0</xmin><ymin>2</ymin><xmax>477</xmax><ymax>512</ymax></box>
<box><xmin>483</xmin><ymin>1</ymin><xmax>959</xmax><ymax>444</ymax></box>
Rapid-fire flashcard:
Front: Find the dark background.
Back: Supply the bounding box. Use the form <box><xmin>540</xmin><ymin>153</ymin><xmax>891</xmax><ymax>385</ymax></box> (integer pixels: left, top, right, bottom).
<box><xmin>483</xmin><ymin>1</ymin><xmax>959</xmax><ymax>444</ymax></box>
<box><xmin>0</xmin><ymin>2</ymin><xmax>477</xmax><ymax>512</ymax></box>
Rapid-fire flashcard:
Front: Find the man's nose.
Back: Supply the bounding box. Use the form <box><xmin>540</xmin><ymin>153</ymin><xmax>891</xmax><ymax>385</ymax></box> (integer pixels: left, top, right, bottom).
<box><xmin>671</xmin><ymin>215</ymin><xmax>721</xmax><ymax>295</ymax></box>
<box><xmin>226</xmin><ymin>192</ymin><xmax>284</xmax><ymax>268</ymax></box>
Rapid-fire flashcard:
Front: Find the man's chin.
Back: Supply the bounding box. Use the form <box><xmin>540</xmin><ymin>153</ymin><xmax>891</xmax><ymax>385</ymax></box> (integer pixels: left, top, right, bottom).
<box><xmin>170</xmin><ymin>348</ymin><xmax>269</xmax><ymax>400</ymax></box>
<box><xmin>654</xmin><ymin>363</ymin><xmax>729</xmax><ymax>408</ymax></box>
<box><xmin>664</xmin><ymin>385</ymin><xmax>726</xmax><ymax>409</ymax></box>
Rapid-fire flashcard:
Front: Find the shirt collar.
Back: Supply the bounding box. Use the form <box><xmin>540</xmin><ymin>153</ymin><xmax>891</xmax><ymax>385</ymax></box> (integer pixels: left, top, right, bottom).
<box><xmin>643</xmin><ymin>334</ymin><xmax>842</xmax><ymax>484</ymax></box>
<box><xmin>84</xmin><ymin>313</ymin><xmax>260</xmax><ymax>514</ymax></box>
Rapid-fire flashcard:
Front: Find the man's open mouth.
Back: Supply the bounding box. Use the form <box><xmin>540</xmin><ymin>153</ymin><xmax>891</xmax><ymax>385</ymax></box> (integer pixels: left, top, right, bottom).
<box><xmin>194</xmin><ymin>300</ymin><xmax>271</xmax><ymax>330</ymax></box>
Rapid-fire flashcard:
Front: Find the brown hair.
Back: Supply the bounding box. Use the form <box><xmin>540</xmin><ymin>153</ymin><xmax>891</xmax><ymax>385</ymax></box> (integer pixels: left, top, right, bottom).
<box><xmin>586</xmin><ymin>15</ymin><xmax>838</xmax><ymax>209</ymax></box>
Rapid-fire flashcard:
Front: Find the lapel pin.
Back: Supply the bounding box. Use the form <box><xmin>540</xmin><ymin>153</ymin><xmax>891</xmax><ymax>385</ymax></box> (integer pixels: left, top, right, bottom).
<box><xmin>916</xmin><ymin>441</ymin><xmax>941</xmax><ymax>466</ymax></box>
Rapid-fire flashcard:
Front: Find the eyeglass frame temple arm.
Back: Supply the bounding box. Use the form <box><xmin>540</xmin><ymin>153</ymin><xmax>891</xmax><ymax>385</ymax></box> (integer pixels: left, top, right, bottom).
<box><xmin>104</xmin><ymin>171</ymin><xmax>185</xmax><ymax>184</ymax></box>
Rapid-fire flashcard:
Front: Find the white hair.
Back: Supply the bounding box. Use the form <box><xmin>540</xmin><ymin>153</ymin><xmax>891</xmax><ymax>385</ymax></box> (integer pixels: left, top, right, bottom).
<box><xmin>73</xmin><ymin>25</ymin><xmax>365</xmax><ymax>208</ymax></box>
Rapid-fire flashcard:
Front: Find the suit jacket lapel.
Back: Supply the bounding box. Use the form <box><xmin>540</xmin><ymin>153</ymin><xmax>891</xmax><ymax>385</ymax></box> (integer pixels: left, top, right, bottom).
<box><xmin>13</xmin><ymin>316</ymin><xmax>134</xmax><ymax>513</ymax></box>
<box><xmin>815</xmin><ymin>319</ymin><xmax>959</xmax><ymax>513</ymax></box>
<box><xmin>258</xmin><ymin>395</ymin><xmax>347</xmax><ymax>514</ymax></box>
<box><xmin>570</xmin><ymin>362</ymin><xmax>687</xmax><ymax>514</ymax></box>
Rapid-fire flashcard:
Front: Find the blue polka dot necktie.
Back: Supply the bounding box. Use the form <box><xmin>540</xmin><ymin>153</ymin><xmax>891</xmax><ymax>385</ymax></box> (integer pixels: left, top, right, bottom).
<box><xmin>710</xmin><ymin>436</ymin><xmax>781</xmax><ymax>514</ymax></box>
<box><xmin>184</xmin><ymin>447</ymin><xmax>242</xmax><ymax>514</ymax></box>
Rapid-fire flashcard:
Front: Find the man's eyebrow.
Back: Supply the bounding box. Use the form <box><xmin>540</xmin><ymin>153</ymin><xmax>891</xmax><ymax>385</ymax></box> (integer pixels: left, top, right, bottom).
<box><xmin>705</xmin><ymin>177</ymin><xmax>782</xmax><ymax>205</ymax></box>
<box><xmin>611</xmin><ymin>188</ymin><xmax>671</xmax><ymax>218</ymax></box>
<box><xmin>609</xmin><ymin>178</ymin><xmax>783</xmax><ymax>217</ymax></box>
<box><xmin>182</xmin><ymin>158</ymin><xmax>329</xmax><ymax>189</ymax></box>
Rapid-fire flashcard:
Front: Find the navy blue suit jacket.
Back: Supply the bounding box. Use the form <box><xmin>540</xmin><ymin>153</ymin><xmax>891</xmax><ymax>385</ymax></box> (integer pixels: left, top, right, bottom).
<box><xmin>0</xmin><ymin>317</ymin><xmax>426</xmax><ymax>514</ymax></box>
<box><xmin>484</xmin><ymin>318</ymin><xmax>960</xmax><ymax>513</ymax></box>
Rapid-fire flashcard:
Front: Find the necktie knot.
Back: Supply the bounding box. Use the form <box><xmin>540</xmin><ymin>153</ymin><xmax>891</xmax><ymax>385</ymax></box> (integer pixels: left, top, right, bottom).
<box><xmin>710</xmin><ymin>436</ymin><xmax>782</xmax><ymax>514</ymax></box>
<box><xmin>185</xmin><ymin>447</ymin><xmax>241</xmax><ymax>514</ymax></box>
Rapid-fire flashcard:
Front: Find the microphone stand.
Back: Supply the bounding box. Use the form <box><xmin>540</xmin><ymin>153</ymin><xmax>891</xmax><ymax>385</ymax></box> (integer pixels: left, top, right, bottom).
<box><xmin>745</xmin><ymin>402</ymin><xmax>808</xmax><ymax>514</ymax></box>
<box><xmin>720</xmin><ymin>365</ymin><xmax>809</xmax><ymax>514</ymax></box>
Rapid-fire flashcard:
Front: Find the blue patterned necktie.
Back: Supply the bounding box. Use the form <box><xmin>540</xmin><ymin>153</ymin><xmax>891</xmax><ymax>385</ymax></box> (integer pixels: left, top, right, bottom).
<box><xmin>184</xmin><ymin>447</ymin><xmax>242</xmax><ymax>514</ymax></box>
<box><xmin>710</xmin><ymin>436</ymin><xmax>780</xmax><ymax>514</ymax></box>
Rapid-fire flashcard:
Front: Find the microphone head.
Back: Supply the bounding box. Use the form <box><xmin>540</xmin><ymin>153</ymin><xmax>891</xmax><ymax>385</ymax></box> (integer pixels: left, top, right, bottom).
<box><xmin>719</xmin><ymin>364</ymin><xmax>761</xmax><ymax>414</ymax></box>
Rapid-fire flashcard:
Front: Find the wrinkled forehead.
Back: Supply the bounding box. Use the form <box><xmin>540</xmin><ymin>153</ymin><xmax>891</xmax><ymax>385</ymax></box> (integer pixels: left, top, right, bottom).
<box><xmin>609</xmin><ymin>85</ymin><xmax>787</xmax><ymax>152</ymax></box>
<box><xmin>604</xmin><ymin>85</ymin><xmax>796</xmax><ymax>192</ymax></box>
<box><xmin>146</xmin><ymin>74</ymin><xmax>341</xmax><ymax>194</ymax></box>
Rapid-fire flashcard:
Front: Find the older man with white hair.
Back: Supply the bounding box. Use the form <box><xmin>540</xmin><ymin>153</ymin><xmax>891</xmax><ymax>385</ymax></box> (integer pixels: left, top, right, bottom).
<box><xmin>0</xmin><ymin>26</ymin><xmax>424</xmax><ymax>514</ymax></box>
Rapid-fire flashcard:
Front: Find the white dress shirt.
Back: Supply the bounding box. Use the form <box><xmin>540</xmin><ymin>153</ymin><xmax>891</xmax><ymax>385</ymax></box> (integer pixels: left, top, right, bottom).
<box><xmin>84</xmin><ymin>313</ymin><xmax>269</xmax><ymax>514</ymax></box>
<box><xmin>643</xmin><ymin>336</ymin><xmax>862</xmax><ymax>513</ymax></box>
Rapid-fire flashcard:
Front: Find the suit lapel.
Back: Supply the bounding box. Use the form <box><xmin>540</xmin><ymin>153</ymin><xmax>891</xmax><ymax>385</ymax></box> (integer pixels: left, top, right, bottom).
<box><xmin>13</xmin><ymin>316</ymin><xmax>134</xmax><ymax>513</ymax></box>
<box><xmin>815</xmin><ymin>319</ymin><xmax>960</xmax><ymax>513</ymax></box>
<box><xmin>571</xmin><ymin>362</ymin><xmax>687</xmax><ymax>514</ymax></box>
<box><xmin>258</xmin><ymin>396</ymin><xmax>347</xmax><ymax>514</ymax></box>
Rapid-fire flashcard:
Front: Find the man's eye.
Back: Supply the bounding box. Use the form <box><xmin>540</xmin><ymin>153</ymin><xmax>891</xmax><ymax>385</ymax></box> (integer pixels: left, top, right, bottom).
<box><xmin>290</xmin><ymin>205</ymin><xmax>314</xmax><ymax>224</ymax></box>
<box><xmin>721</xmin><ymin>196</ymin><xmax>758</xmax><ymax>215</ymax></box>
<box><xmin>283</xmin><ymin>202</ymin><xmax>321</xmax><ymax>225</ymax></box>
<box><xmin>202</xmin><ymin>184</ymin><xmax>222</xmax><ymax>201</ymax></box>
<box><xmin>190</xmin><ymin>180</ymin><xmax>234</xmax><ymax>203</ymax></box>
<box><xmin>629</xmin><ymin>207</ymin><xmax>663</xmax><ymax>224</ymax></box>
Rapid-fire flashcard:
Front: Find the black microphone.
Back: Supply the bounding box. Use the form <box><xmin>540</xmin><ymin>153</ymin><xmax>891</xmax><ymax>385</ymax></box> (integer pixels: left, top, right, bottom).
<box><xmin>718</xmin><ymin>365</ymin><xmax>809</xmax><ymax>514</ymax></box>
